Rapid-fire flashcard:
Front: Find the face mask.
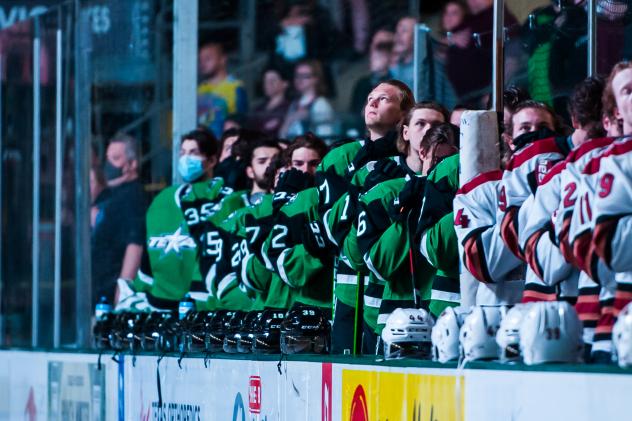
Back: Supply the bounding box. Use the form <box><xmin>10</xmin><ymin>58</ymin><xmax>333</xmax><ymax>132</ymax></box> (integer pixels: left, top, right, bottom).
<box><xmin>178</xmin><ymin>155</ymin><xmax>206</xmax><ymax>182</ymax></box>
<box><xmin>104</xmin><ymin>161</ymin><xmax>124</xmax><ymax>182</ymax></box>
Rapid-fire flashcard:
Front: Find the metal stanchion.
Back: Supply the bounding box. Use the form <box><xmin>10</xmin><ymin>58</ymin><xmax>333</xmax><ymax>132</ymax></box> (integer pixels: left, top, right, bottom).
<box><xmin>32</xmin><ymin>20</ymin><xmax>42</xmax><ymax>348</ymax></box>
<box><xmin>53</xmin><ymin>20</ymin><xmax>63</xmax><ymax>349</ymax></box>
<box><xmin>491</xmin><ymin>0</ymin><xmax>504</xmax><ymax>112</ymax></box>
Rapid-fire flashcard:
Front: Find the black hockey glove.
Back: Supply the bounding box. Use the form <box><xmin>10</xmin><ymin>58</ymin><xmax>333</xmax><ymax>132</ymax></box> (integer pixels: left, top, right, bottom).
<box><xmin>388</xmin><ymin>175</ymin><xmax>426</xmax><ymax>222</ymax></box>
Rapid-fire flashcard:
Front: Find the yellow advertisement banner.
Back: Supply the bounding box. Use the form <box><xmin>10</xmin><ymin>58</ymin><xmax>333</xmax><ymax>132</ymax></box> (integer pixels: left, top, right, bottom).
<box><xmin>341</xmin><ymin>368</ymin><xmax>464</xmax><ymax>421</ymax></box>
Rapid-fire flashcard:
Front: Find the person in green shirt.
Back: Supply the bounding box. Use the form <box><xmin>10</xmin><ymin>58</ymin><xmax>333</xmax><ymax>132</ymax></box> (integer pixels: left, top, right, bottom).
<box><xmin>355</xmin><ymin>122</ymin><xmax>458</xmax><ymax>352</ymax></box>
<box><xmin>242</xmin><ymin>135</ymin><xmax>328</xmax><ymax>311</ymax></box>
<box><xmin>314</xmin><ymin>80</ymin><xmax>416</xmax><ymax>354</ymax></box>
<box><xmin>260</xmin><ymin>134</ymin><xmax>330</xmax><ymax>312</ymax></box>
<box><xmin>322</xmin><ymin>103</ymin><xmax>448</xmax><ymax>354</ymax></box>
<box><xmin>204</xmin><ymin>138</ymin><xmax>282</xmax><ymax>311</ymax></box>
<box><xmin>117</xmin><ymin>128</ymin><xmax>230</xmax><ymax>311</ymax></box>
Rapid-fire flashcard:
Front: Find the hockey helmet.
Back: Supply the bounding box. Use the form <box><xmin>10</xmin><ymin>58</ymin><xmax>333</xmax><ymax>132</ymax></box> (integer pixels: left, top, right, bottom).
<box><xmin>140</xmin><ymin>311</ymin><xmax>173</xmax><ymax>352</ymax></box>
<box><xmin>280</xmin><ymin>305</ymin><xmax>330</xmax><ymax>354</ymax></box>
<box><xmin>496</xmin><ymin>303</ymin><xmax>531</xmax><ymax>362</ymax></box>
<box><xmin>205</xmin><ymin>310</ymin><xmax>234</xmax><ymax>353</ymax></box>
<box><xmin>237</xmin><ymin>311</ymin><xmax>263</xmax><ymax>353</ymax></box>
<box><xmin>382</xmin><ymin>308</ymin><xmax>434</xmax><ymax>360</ymax></box>
<box><xmin>459</xmin><ymin>306</ymin><xmax>503</xmax><ymax>361</ymax></box>
<box><xmin>431</xmin><ymin>306</ymin><xmax>469</xmax><ymax>363</ymax></box>
<box><xmin>180</xmin><ymin>311</ymin><xmax>214</xmax><ymax>353</ymax></box>
<box><xmin>223</xmin><ymin>310</ymin><xmax>247</xmax><ymax>353</ymax></box>
<box><xmin>251</xmin><ymin>309</ymin><xmax>286</xmax><ymax>354</ymax></box>
<box><xmin>520</xmin><ymin>301</ymin><xmax>583</xmax><ymax>365</ymax></box>
<box><xmin>612</xmin><ymin>302</ymin><xmax>632</xmax><ymax>368</ymax></box>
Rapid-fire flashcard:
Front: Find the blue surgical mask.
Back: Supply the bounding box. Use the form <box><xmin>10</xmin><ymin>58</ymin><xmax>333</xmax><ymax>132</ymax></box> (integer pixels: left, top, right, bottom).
<box><xmin>178</xmin><ymin>155</ymin><xmax>206</xmax><ymax>182</ymax></box>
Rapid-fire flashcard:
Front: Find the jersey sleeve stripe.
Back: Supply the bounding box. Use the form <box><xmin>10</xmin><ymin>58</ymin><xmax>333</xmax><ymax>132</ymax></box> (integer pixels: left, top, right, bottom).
<box><xmin>505</xmin><ymin>137</ymin><xmax>560</xmax><ymax>170</ymax></box>
<box><xmin>456</xmin><ymin>170</ymin><xmax>502</xmax><ymax>195</ymax></box>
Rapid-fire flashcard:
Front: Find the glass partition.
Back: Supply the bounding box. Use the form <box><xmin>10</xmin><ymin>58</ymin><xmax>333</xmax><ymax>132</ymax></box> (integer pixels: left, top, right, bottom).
<box><xmin>0</xmin><ymin>11</ymin><xmax>36</xmax><ymax>347</ymax></box>
<box><xmin>1</xmin><ymin>0</ymin><xmax>629</xmax><ymax>350</ymax></box>
<box><xmin>0</xmin><ymin>0</ymin><xmax>174</xmax><ymax>349</ymax></box>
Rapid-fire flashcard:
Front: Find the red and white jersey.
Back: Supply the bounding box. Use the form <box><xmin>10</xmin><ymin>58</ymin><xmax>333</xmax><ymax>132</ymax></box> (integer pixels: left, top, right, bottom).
<box><xmin>591</xmin><ymin>137</ymin><xmax>632</xmax><ymax>273</ymax></box>
<box><xmin>568</xmin><ymin>143</ymin><xmax>618</xmax><ymax>285</ymax></box>
<box><xmin>521</xmin><ymin>137</ymin><xmax>614</xmax><ymax>285</ymax></box>
<box><xmin>499</xmin><ymin>136</ymin><xmax>572</xmax><ymax>259</ymax></box>
<box><xmin>454</xmin><ymin>170</ymin><xmax>523</xmax><ymax>304</ymax></box>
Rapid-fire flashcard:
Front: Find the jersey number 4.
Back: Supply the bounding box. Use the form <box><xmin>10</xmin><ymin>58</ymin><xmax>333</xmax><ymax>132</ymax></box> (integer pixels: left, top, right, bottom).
<box><xmin>454</xmin><ymin>208</ymin><xmax>470</xmax><ymax>228</ymax></box>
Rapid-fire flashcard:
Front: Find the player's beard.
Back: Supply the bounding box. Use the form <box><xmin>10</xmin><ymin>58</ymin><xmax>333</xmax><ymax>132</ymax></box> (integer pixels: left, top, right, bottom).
<box><xmin>254</xmin><ymin>173</ymin><xmax>272</xmax><ymax>192</ymax></box>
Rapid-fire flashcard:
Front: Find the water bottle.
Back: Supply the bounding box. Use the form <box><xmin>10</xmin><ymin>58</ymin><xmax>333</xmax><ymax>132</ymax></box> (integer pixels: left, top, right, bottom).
<box><xmin>178</xmin><ymin>294</ymin><xmax>195</xmax><ymax>320</ymax></box>
<box><xmin>95</xmin><ymin>296</ymin><xmax>112</xmax><ymax>321</ymax></box>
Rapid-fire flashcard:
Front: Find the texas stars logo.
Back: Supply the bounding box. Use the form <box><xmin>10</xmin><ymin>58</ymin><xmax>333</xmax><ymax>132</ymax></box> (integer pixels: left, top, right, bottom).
<box><xmin>148</xmin><ymin>227</ymin><xmax>196</xmax><ymax>255</ymax></box>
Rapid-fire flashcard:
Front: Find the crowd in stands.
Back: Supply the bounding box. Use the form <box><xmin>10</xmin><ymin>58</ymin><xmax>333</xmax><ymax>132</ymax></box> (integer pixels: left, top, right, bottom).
<box><xmin>90</xmin><ymin>0</ymin><xmax>632</xmax><ymax>363</ymax></box>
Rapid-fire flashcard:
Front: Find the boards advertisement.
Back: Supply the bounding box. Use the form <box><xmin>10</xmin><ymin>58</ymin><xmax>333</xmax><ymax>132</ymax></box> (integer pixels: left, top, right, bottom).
<box><xmin>48</xmin><ymin>360</ymin><xmax>105</xmax><ymax>421</ymax></box>
<box><xmin>0</xmin><ymin>351</ymin><xmax>49</xmax><ymax>420</ymax></box>
<box><xmin>340</xmin><ymin>367</ymin><xmax>463</xmax><ymax>421</ymax></box>
<box><xmin>123</xmin><ymin>356</ymin><xmax>323</xmax><ymax>421</ymax></box>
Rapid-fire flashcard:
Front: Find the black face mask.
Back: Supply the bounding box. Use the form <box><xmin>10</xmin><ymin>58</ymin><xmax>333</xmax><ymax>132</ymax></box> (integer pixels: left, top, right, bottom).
<box><xmin>104</xmin><ymin>161</ymin><xmax>124</xmax><ymax>182</ymax></box>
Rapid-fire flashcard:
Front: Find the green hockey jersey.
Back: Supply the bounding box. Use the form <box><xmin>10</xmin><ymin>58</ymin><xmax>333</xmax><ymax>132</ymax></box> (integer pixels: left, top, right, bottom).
<box><xmin>262</xmin><ymin>187</ymin><xmax>334</xmax><ymax>310</ymax></box>
<box><xmin>134</xmin><ymin>178</ymin><xmax>233</xmax><ymax>309</ymax></box>
<box><xmin>417</xmin><ymin>154</ymin><xmax>461</xmax><ymax>316</ymax></box>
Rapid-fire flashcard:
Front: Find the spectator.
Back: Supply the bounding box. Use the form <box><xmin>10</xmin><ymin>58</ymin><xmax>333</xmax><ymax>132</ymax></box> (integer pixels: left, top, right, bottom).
<box><xmin>197</xmin><ymin>42</ymin><xmax>248</xmax><ymax>138</ymax></box>
<box><xmin>390</xmin><ymin>16</ymin><xmax>417</xmax><ymax>89</ymax></box>
<box><xmin>449</xmin><ymin>104</ymin><xmax>468</xmax><ymax>127</ymax></box>
<box><xmin>445</xmin><ymin>0</ymin><xmax>517</xmax><ymax>105</ymax></box>
<box><xmin>279</xmin><ymin>59</ymin><xmax>337</xmax><ymax>138</ymax></box>
<box><xmin>270</xmin><ymin>0</ymin><xmax>339</xmax><ymax>95</ymax></box>
<box><xmin>249</xmin><ymin>67</ymin><xmax>291</xmax><ymax>137</ymax></box>
<box><xmin>442</xmin><ymin>1</ymin><xmax>469</xmax><ymax>35</ymax></box>
<box><xmin>222</xmin><ymin>113</ymin><xmax>247</xmax><ymax>133</ymax></box>
<box><xmin>348</xmin><ymin>38</ymin><xmax>394</xmax><ymax>134</ymax></box>
<box><xmin>370</xmin><ymin>28</ymin><xmax>394</xmax><ymax>51</ymax></box>
<box><xmin>92</xmin><ymin>134</ymin><xmax>146</xmax><ymax>306</ymax></box>
<box><xmin>500</xmin><ymin>86</ymin><xmax>531</xmax><ymax>165</ymax></box>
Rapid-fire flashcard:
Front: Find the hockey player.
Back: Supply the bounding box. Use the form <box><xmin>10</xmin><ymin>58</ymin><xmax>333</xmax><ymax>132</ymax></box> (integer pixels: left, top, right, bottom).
<box><xmin>119</xmin><ymin>128</ymin><xmax>232</xmax><ymax>311</ymax></box>
<box><xmin>246</xmin><ymin>135</ymin><xmax>329</xmax><ymax>311</ymax></box>
<box><xmin>202</xmin><ymin>138</ymin><xmax>282</xmax><ymax>311</ymax></box>
<box><xmin>314</xmin><ymin>80</ymin><xmax>414</xmax><ymax>353</ymax></box>
<box><xmin>520</xmin><ymin>77</ymin><xmax>610</xmax><ymax>302</ymax></box>
<box><xmin>586</xmin><ymin>62</ymin><xmax>632</xmax><ymax>361</ymax></box>
<box><xmin>454</xmin><ymin>100</ymin><xmax>563</xmax><ymax>306</ymax></box>
<box><xmin>325</xmin><ymin>101</ymin><xmax>447</xmax><ymax>353</ymax></box>
<box><xmin>259</xmin><ymin>135</ymin><xmax>329</xmax><ymax>311</ymax></box>
<box><xmin>355</xmin><ymin>122</ymin><xmax>458</xmax><ymax>351</ymax></box>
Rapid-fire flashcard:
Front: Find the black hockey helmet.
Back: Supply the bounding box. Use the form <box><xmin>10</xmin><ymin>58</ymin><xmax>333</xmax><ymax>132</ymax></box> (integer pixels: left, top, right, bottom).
<box><xmin>157</xmin><ymin>311</ymin><xmax>183</xmax><ymax>353</ymax></box>
<box><xmin>93</xmin><ymin>312</ymin><xmax>115</xmax><ymax>350</ymax></box>
<box><xmin>236</xmin><ymin>310</ymin><xmax>263</xmax><ymax>353</ymax></box>
<box><xmin>108</xmin><ymin>312</ymin><xmax>131</xmax><ymax>351</ymax></box>
<box><xmin>223</xmin><ymin>310</ymin><xmax>247</xmax><ymax>353</ymax></box>
<box><xmin>121</xmin><ymin>311</ymin><xmax>149</xmax><ymax>353</ymax></box>
<box><xmin>251</xmin><ymin>309</ymin><xmax>286</xmax><ymax>354</ymax></box>
<box><xmin>205</xmin><ymin>310</ymin><xmax>234</xmax><ymax>353</ymax></box>
<box><xmin>140</xmin><ymin>311</ymin><xmax>173</xmax><ymax>352</ymax></box>
<box><xmin>280</xmin><ymin>305</ymin><xmax>331</xmax><ymax>354</ymax></box>
<box><xmin>181</xmin><ymin>311</ymin><xmax>214</xmax><ymax>353</ymax></box>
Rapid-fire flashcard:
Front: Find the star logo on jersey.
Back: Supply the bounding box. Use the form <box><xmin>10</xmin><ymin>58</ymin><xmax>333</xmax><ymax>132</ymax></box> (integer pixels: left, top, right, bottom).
<box><xmin>148</xmin><ymin>227</ymin><xmax>196</xmax><ymax>255</ymax></box>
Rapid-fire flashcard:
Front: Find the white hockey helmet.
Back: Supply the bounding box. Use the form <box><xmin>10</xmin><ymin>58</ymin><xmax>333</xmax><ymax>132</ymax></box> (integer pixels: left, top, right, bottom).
<box><xmin>613</xmin><ymin>302</ymin><xmax>632</xmax><ymax>368</ymax></box>
<box><xmin>496</xmin><ymin>303</ymin><xmax>531</xmax><ymax>362</ymax></box>
<box><xmin>459</xmin><ymin>306</ymin><xmax>503</xmax><ymax>361</ymax></box>
<box><xmin>382</xmin><ymin>308</ymin><xmax>434</xmax><ymax>360</ymax></box>
<box><xmin>431</xmin><ymin>306</ymin><xmax>469</xmax><ymax>363</ymax></box>
<box><xmin>520</xmin><ymin>301</ymin><xmax>583</xmax><ymax>365</ymax></box>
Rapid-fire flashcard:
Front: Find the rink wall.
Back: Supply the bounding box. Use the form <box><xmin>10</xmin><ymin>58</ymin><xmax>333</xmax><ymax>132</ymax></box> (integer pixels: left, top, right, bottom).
<box><xmin>1</xmin><ymin>349</ymin><xmax>631</xmax><ymax>420</ymax></box>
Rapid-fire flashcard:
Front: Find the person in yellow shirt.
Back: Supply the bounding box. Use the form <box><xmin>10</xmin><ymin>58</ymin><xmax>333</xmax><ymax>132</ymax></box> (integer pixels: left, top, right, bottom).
<box><xmin>197</xmin><ymin>42</ymin><xmax>248</xmax><ymax>137</ymax></box>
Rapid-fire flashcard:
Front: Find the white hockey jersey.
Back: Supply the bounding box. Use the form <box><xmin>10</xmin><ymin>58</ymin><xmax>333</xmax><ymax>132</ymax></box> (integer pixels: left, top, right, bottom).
<box><xmin>520</xmin><ymin>137</ymin><xmax>614</xmax><ymax>300</ymax></box>
<box><xmin>499</xmin><ymin>136</ymin><xmax>572</xmax><ymax>259</ymax></box>
<box><xmin>454</xmin><ymin>170</ymin><xmax>523</xmax><ymax>305</ymax></box>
